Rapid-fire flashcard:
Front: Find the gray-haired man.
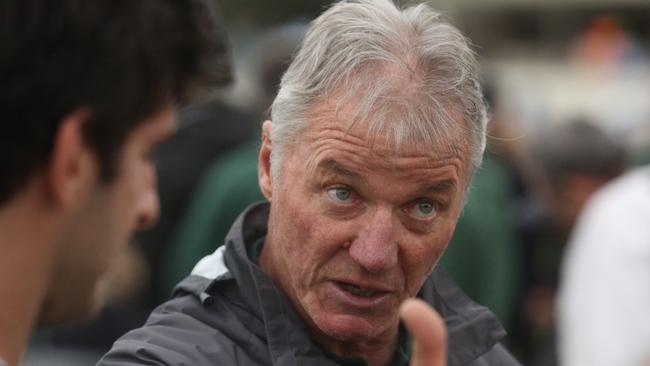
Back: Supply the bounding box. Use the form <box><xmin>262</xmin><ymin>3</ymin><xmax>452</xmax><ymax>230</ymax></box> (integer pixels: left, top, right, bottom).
<box><xmin>100</xmin><ymin>1</ymin><xmax>520</xmax><ymax>365</ymax></box>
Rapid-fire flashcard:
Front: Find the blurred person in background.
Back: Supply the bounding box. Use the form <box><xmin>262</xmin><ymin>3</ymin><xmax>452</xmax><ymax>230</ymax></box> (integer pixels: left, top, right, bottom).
<box><xmin>514</xmin><ymin>119</ymin><xmax>626</xmax><ymax>365</ymax></box>
<box><xmin>557</xmin><ymin>164</ymin><xmax>650</xmax><ymax>365</ymax></box>
<box><xmin>440</xmin><ymin>83</ymin><xmax>522</xmax><ymax>333</ymax></box>
<box><xmin>99</xmin><ymin>0</ymin><xmax>519</xmax><ymax>365</ymax></box>
<box><xmin>160</xmin><ymin>21</ymin><xmax>307</xmax><ymax>296</ymax></box>
<box><xmin>136</xmin><ymin>73</ymin><xmax>257</xmax><ymax>308</ymax></box>
<box><xmin>0</xmin><ymin>0</ymin><xmax>229</xmax><ymax>365</ymax></box>
<box><xmin>532</xmin><ymin>119</ymin><xmax>626</xmax><ymax>234</ymax></box>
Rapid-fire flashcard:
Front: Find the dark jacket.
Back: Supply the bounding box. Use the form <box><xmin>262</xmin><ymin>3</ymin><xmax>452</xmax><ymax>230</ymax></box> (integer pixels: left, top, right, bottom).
<box><xmin>99</xmin><ymin>203</ymin><xmax>520</xmax><ymax>366</ymax></box>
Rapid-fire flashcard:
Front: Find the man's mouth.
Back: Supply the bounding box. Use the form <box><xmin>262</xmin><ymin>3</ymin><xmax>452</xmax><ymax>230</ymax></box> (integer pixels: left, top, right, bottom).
<box><xmin>336</xmin><ymin>281</ymin><xmax>385</xmax><ymax>298</ymax></box>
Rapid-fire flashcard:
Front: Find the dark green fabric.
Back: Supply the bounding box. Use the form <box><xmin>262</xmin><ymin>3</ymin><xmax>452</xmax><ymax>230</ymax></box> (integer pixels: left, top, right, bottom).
<box><xmin>394</xmin><ymin>327</ymin><xmax>412</xmax><ymax>366</ymax></box>
<box><xmin>322</xmin><ymin>350</ymin><xmax>367</xmax><ymax>366</ymax></box>
<box><xmin>248</xmin><ymin>236</ymin><xmax>266</xmax><ymax>264</ymax></box>
<box><xmin>440</xmin><ymin>153</ymin><xmax>520</xmax><ymax>330</ymax></box>
<box><xmin>320</xmin><ymin>325</ymin><xmax>411</xmax><ymax>366</ymax></box>
<box><xmin>163</xmin><ymin>140</ymin><xmax>265</xmax><ymax>295</ymax></box>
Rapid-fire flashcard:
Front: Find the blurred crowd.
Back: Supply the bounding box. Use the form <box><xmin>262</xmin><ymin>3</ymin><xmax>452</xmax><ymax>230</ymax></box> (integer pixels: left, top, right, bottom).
<box><xmin>20</xmin><ymin>1</ymin><xmax>650</xmax><ymax>365</ymax></box>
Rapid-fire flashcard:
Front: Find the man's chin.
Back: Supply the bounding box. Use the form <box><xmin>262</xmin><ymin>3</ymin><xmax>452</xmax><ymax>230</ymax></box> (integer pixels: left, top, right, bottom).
<box><xmin>312</xmin><ymin>312</ymin><xmax>395</xmax><ymax>343</ymax></box>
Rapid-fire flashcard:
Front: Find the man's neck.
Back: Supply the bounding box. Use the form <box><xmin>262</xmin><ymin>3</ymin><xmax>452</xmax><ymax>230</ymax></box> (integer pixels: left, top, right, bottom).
<box><xmin>0</xmin><ymin>195</ymin><xmax>58</xmax><ymax>366</ymax></box>
<box><xmin>311</xmin><ymin>323</ymin><xmax>401</xmax><ymax>366</ymax></box>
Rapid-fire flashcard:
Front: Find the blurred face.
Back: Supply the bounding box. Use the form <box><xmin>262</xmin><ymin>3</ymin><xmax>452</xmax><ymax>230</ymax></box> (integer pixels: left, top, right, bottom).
<box><xmin>549</xmin><ymin>174</ymin><xmax>613</xmax><ymax>234</ymax></box>
<box><xmin>41</xmin><ymin>105</ymin><xmax>174</xmax><ymax>324</ymax></box>
<box><xmin>259</xmin><ymin>107</ymin><xmax>470</xmax><ymax>351</ymax></box>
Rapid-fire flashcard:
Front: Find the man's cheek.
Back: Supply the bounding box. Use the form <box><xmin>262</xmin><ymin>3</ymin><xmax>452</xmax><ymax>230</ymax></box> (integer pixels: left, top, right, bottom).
<box><xmin>405</xmin><ymin>245</ymin><xmax>441</xmax><ymax>292</ymax></box>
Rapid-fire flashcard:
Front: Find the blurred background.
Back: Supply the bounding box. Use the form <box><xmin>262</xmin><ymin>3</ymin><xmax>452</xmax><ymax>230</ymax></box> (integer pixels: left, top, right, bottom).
<box><xmin>25</xmin><ymin>0</ymin><xmax>650</xmax><ymax>365</ymax></box>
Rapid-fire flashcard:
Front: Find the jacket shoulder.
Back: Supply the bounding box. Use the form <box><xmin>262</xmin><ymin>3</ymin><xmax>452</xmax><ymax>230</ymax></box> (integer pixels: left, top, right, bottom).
<box><xmin>98</xmin><ymin>279</ymin><xmax>269</xmax><ymax>366</ymax></box>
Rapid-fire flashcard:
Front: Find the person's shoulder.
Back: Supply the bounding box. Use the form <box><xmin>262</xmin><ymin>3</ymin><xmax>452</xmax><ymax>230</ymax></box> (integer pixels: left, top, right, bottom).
<box><xmin>98</xmin><ymin>277</ymin><xmax>268</xmax><ymax>365</ymax></box>
<box><xmin>422</xmin><ymin>268</ymin><xmax>517</xmax><ymax>365</ymax></box>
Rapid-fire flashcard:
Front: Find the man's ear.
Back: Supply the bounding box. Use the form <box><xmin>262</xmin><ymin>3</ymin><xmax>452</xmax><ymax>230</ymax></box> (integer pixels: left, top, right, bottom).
<box><xmin>258</xmin><ymin>120</ymin><xmax>274</xmax><ymax>201</ymax></box>
<box><xmin>47</xmin><ymin>108</ymin><xmax>97</xmax><ymax>207</ymax></box>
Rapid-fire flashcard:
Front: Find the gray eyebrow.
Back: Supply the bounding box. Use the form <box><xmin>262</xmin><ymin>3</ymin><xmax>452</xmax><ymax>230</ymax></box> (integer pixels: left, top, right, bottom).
<box><xmin>317</xmin><ymin>159</ymin><xmax>366</xmax><ymax>182</ymax></box>
<box><xmin>316</xmin><ymin>159</ymin><xmax>457</xmax><ymax>194</ymax></box>
<box><xmin>423</xmin><ymin>179</ymin><xmax>457</xmax><ymax>194</ymax></box>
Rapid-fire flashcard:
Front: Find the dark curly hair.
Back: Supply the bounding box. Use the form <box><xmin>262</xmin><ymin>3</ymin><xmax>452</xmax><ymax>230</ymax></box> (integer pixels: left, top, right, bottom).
<box><xmin>0</xmin><ymin>0</ymin><xmax>231</xmax><ymax>204</ymax></box>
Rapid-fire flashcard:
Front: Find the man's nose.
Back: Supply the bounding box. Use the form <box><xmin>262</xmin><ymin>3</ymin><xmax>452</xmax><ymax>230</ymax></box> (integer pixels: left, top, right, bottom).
<box><xmin>136</xmin><ymin>168</ymin><xmax>160</xmax><ymax>230</ymax></box>
<box><xmin>348</xmin><ymin>206</ymin><xmax>398</xmax><ymax>272</ymax></box>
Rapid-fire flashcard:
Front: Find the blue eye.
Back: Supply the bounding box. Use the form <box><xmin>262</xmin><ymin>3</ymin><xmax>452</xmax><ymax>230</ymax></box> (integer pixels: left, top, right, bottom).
<box><xmin>408</xmin><ymin>201</ymin><xmax>437</xmax><ymax>219</ymax></box>
<box><xmin>327</xmin><ymin>187</ymin><xmax>353</xmax><ymax>203</ymax></box>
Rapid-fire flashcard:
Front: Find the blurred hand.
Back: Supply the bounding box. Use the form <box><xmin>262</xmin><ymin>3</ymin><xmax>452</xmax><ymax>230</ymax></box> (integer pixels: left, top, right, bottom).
<box><xmin>400</xmin><ymin>298</ymin><xmax>447</xmax><ymax>366</ymax></box>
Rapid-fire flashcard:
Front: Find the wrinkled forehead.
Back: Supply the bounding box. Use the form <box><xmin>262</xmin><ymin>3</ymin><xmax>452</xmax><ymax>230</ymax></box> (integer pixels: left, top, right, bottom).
<box><xmin>301</xmin><ymin>95</ymin><xmax>470</xmax><ymax>166</ymax></box>
<box><xmin>280</xmin><ymin>103</ymin><xmax>473</xmax><ymax>194</ymax></box>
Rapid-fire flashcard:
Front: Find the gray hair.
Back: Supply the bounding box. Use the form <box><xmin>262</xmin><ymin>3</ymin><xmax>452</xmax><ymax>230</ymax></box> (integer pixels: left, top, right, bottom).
<box><xmin>270</xmin><ymin>0</ymin><xmax>487</xmax><ymax>182</ymax></box>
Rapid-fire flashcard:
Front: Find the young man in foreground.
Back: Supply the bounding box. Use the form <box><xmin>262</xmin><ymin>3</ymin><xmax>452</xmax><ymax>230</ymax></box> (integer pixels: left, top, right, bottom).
<box><xmin>0</xmin><ymin>0</ymin><xmax>229</xmax><ymax>364</ymax></box>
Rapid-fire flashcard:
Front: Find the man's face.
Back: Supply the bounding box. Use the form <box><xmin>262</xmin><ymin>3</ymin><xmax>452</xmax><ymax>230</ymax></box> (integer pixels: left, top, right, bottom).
<box><xmin>260</xmin><ymin>105</ymin><xmax>470</xmax><ymax>348</ymax></box>
<box><xmin>41</xmin><ymin>105</ymin><xmax>175</xmax><ymax>324</ymax></box>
